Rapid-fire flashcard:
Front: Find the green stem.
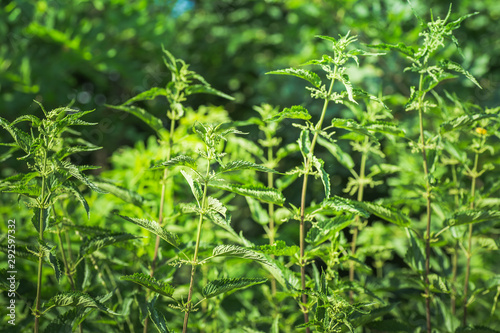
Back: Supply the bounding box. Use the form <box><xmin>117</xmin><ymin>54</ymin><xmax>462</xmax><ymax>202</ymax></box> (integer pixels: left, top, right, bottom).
<box><xmin>417</xmin><ymin>73</ymin><xmax>432</xmax><ymax>333</ymax></box>
<box><xmin>144</xmin><ymin>119</ymin><xmax>175</xmax><ymax>333</ymax></box>
<box><xmin>463</xmin><ymin>147</ymin><xmax>480</xmax><ymax>326</ymax></box>
<box><xmin>34</xmin><ymin>151</ymin><xmax>48</xmax><ymax>333</ymax></box>
<box><xmin>182</xmin><ymin>164</ymin><xmax>210</xmax><ymax>333</ymax></box>
<box><xmin>349</xmin><ymin>137</ymin><xmax>368</xmax><ymax>303</ymax></box>
<box><xmin>267</xmin><ymin>144</ymin><xmax>277</xmax><ymax>296</ymax></box>
<box><xmin>299</xmin><ymin>73</ymin><xmax>336</xmax><ymax>331</ymax></box>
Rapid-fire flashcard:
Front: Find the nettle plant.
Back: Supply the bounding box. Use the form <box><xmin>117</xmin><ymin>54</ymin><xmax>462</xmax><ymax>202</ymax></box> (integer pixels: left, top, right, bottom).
<box><xmin>0</xmin><ymin>103</ymin><xmax>138</xmax><ymax>332</ymax></box>
<box><xmin>264</xmin><ymin>33</ymin><xmax>411</xmax><ymax>332</ymax></box>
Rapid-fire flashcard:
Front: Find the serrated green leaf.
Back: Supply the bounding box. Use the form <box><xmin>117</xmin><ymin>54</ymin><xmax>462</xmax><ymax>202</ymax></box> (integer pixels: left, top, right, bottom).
<box><xmin>298</xmin><ymin>129</ymin><xmax>311</xmax><ymax>156</ymax></box>
<box><xmin>306</xmin><ymin>214</ymin><xmax>353</xmax><ymax>245</ymax></box>
<box><xmin>185</xmin><ymin>84</ymin><xmax>234</xmax><ymax>100</ymax></box>
<box><xmin>121</xmin><ymin>87</ymin><xmax>168</xmax><ymax>105</ymax></box>
<box><xmin>121</xmin><ymin>273</ymin><xmax>175</xmax><ymax>299</ymax></box>
<box><xmin>62</xmin><ymin>181</ymin><xmax>90</xmax><ymax>219</ymax></box>
<box><xmin>265</xmin><ymin>105</ymin><xmax>312</xmax><ymax>122</ymax></box>
<box><xmin>117</xmin><ymin>215</ymin><xmax>179</xmax><ymax>248</ymax></box>
<box><xmin>11</xmin><ymin>114</ymin><xmax>42</xmax><ymax>127</ymax></box>
<box><xmin>105</xmin><ymin>104</ymin><xmax>164</xmax><ymax>135</ymax></box>
<box><xmin>317</xmin><ymin>136</ymin><xmax>354</xmax><ymax>169</ymax></box>
<box><xmin>0</xmin><ymin>116</ymin><xmax>32</xmax><ymax>152</ymax></box>
<box><xmin>57</xmin><ymin>160</ymin><xmax>106</xmax><ymax>193</ymax></box>
<box><xmin>218</xmin><ymin>160</ymin><xmax>278</xmax><ymax>175</ymax></box>
<box><xmin>331</xmin><ymin>118</ymin><xmax>376</xmax><ymax>141</ymax></box>
<box><xmin>79</xmin><ymin>233</ymin><xmax>142</xmax><ymax>257</ymax></box>
<box><xmin>148</xmin><ymin>295</ymin><xmax>172</xmax><ymax>333</ymax></box>
<box><xmin>257</xmin><ymin>240</ymin><xmax>299</xmax><ymax>257</ymax></box>
<box><xmin>40</xmin><ymin>240</ymin><xmax>62</xmax><ymax>283</ymax></box>
<box><xmin>405</xmin><ymin>229</ymin><xmax>425</xmax><ymax>274</ymax></box>
<box><xmin>0</xmin><ymin>245</ymin><xmax>39</xmax><ymax>263</ymax></box>
<box><xmin>32</xmin><ymin>207</ymin><xmax>51</xmax><ymax>234</ymax></box>
<box><xmin>312</xmin><ymin>156</ymin><xmax>330</xmax><ymax>198</ymax></box>
<box><xmin>245</xmin><ymin>197</ymin><xmax>269</xmax><ymax>226</ymax></box>
<box><xmin>440</xmin><ymin>59</ymin><xmax>481</xmax><ymax>89</ymax></box>
<box><xmin>366</xmin><ymin>122</ymin><xmax>405</xmax><ymax>137</ymax></box>
<box><xmin>44</xmin><ymin>291</ymin><xmax>118</xmax><ymax>315</ymax></box>
<box><xmin>150</xmin><ymin>155</ymin><xmax>197</xmax><ymax>170</ymax></box>
<box><xmin>356</xmin><ymin>201</ymin><xmax>411</xmax><ymax>227</ymax></box>
<box><xmin>267</xmin><ymin>68</ymin><xmax>322</xmax><ymax>88</ymax></box>
<box><xmin>367</xmin><ymin>42</ymin><xmax>416</xmax><ymax>57</ymax></box>
<box><xmin>446</xmin><ymin>210</ymin><xmax>500</xmax><ymax>227</ymax></box>
<box><xmin>180</xmin><ymin>169</ymin><xmax>203</xmax><ymax>205</ymax></box>
<box><xmin>322</xmin><ymin>196</ymin><xmax>369</xmax><ymax>218</ymax></box>
<box><xmin>202</xmin><ymin>278</ymin><xmax>267</xmax><ymax>298</ymax></box>
<box><xmin>209</xmin><ymin>181</ymin><xmax>285</xmax><ymax>206</ymax></box>
<box><xmin>91</xmin><ymin>179</ymin><xmax>145</xmax><ymax>207</ymax></box>
<box><xmin>440</xmin><ymin>114</ymin><xmax>497</xmax><ymax>133</ymax></box>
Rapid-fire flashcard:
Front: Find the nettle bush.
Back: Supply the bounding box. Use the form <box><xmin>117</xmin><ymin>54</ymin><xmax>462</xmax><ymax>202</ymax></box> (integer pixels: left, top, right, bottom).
<box><xmin>1</xmin><ymin>4</ymin><xmax>500</xmax><ymax>333</ymax></box>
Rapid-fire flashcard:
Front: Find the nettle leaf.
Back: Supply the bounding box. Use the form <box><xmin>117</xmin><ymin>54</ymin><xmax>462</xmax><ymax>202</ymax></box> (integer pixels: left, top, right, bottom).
<box><xmin>121</xmin><ymin>273</ymin><xmax>175</xmax><ymax>299</ymax></box>
<box><xmin>121</xmin><ymin>87</ymin><xmax>168</xmax><ymax>105</ymax></box>
<box><xmin>367</xmin><ymin>42</ymin><xmax>416</xmax><ymax>57</ymax></box>
<box><xmin>148</xmin><ymin>295</ymin><xmax>172</xmax><ymax>333</ymax></box>
<box><xmin>356</xmin><ymin>201</ymin><xmax>411</xmax><ymax>227</ymax></box>
<box><xmin>218</xmin><ymin>160</ymin><xmax>278</xmax><ymax>175</ymax></box>
<box><xmin>267</xmin><ymin>68</ymin><xmax>322</xmax><ymax>88</ymax></box>
<box><xmin>446</xmin><ymin>210</ymin><xmax>500</xmax><ymax>227</ymax></box>
<box><xmin>208</xmin><ymin>181</ymin><xmax>285</xmax><ymax>206</ymax></box>
<box><xmin>298</xmin><ymin>128</ymin><xmax>312</xmax><ymax>156</ymax></box>
<box><xmin>245</xmin><ymin>197</ymin><xmax>269</xmax><ymax>226</ymax></box>
<box><xmin>405</xmin><ymin>229</ymin><xmax>425</xmax><ymax>274</ymax></box>
<box><xmin>91</xmin><ymin>179</ymin><xmax>145</xmax><ymax>207</ymax></box>
<box><xmin>257</xmin><ymin>240</ymin><xmax>299</xmax><ymax>257</ymax></box>
<box><xmin>317</xmin><ymin>136</ymin><xmax>354</xmax><ymax>169</ymax></box>
<box><xmin>185</xmin><ymin>84</ymin><xmax>234</xmax><ymax>100</ymax></box>
<box><xmin>202</xmin><ymin>277</ymin><xmax>267</xmax><ymax>299</ymax></box>
<box><xmin>312</xmin><ymin>156</ymin><xmax>330</xmax><ymax>198</ymax></box>
<box><xmin>260</xmin><ymin>254</ymin><xmax>301</xmax><ymax>292</ymax></box>
<box><xmin>11</xmin><ymin>114</ymin><xmax>42</xmax><ymax>127</ymax></box>
<box><xmin>117</xmin><ymin>215</ymin><xmax>179</xmax><ymax>248</ymax></box>
<box><xmin>306</xmin><ymin>214</ymin><xmax>353</xmax><ymax>245</ymax></box>
<box><xmin>210</xmin><ymin>244</ymin><xmax>267</xmax><ymax>263</ymax></box>
<box><xmin>181</xmin><ymin>169</ymin><xmax>203</xmax><ymax>205</ymax></box>
<box><xmin>106</xmin><ymin>104</ymin><xmax>164</xmax><ymax>135</ymax></box>
<box><xmin>440</xmin><ymin>114</ymin><xmax>497</xmax><ymax>133</ymax></box>
<box><xmin>366</xmin><ymin>122</ymin><xmax>405</xmax><ymax>137</ymax></box>
<box><xmin>151</xmin><ymin>155</ymin><xmax>197</xmax><ymax>170</ymax></box>
<box><xmin>266</xmin><ymin>105</ymin><xmax>312</xmax><ymax>122</ymax></box>
<box><xmin>79</xmin><ymin>233</ymin><xmax>142</xmax><ymax>257</ymax></box>
<box><xmin>0</xmin><ymin>117</ymin><xmax>32</xmax><ymax>152</ymax></box>
<box><xmin>44</xmin><ymin>291</ymin><xmax>117</xmax><ymax>314</ymax></box>
<box><xmin>321</xmin><ymin>196</ymin><xmax>369</xmax><ymax>218</ymax></box>
<box><xmin>62</xmin><ymin>181</ymin><xmax>90</xmax><ymax>219</ymax></box>
<box><xmin>58</xmin><ymin>160</ymin><xmax>106</xmax><ymax>193</ymax></box>
<box><xmin>32</xmin><ymin>206</ymin><xmax>51</xmax><ymax>234</ymax></box>
<box><xmin>0</xmin><ymin>245</ymin><xmax>38</xmax><ymax>263</ymax></box>
<box><xmin>39</xmin><ymin>240</ymin><xmax>62</xmax><ymax>282</ymax></box>
<box><xmin>439</xmin><ymin>60</ymin><xmax>481</xmax><ymax>89</ymax></box>
<box><xmin>205</xmin><ymin>196</ymin><xmax>233</xmax><ymax>231</ymax></box>
<box><xmin>331</xmin><ymin>118</ymin><xmax>376</xmax><ymax>141</ymax></box>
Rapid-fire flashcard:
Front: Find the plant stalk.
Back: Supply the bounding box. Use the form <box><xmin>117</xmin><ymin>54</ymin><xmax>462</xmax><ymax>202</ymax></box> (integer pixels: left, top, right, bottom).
<box><xmin>463</xmin><ymin>146</ymin><xmax>480</xmax><ymax>326</ymax></box>
<box><xmin>349</xmin><ymin>137</ymin><xmax>368</xmax><ymax>303</ymax></box>
<box><xmin>417</xmin><ymin>74</ymin><xmax>432</xmax><ymax>333</ymax></box>
<box><xmin>182</xmin><ymin>165</ymin><xmax>209</xmax><ymax>333</ymax></box>
<box><xmin>299</xmin><ymin>75</ymin><xmax>336</xmax><ymax>331</ymax></box>
<box><xmin>144</xmin><ymin>119</ymin><xmax>175</xmax><ymax>333</ymax></box>
<box><xmin>34</xmin><ymin>151</ymin><xmax>48</xmax><ymax>333</ymax></box>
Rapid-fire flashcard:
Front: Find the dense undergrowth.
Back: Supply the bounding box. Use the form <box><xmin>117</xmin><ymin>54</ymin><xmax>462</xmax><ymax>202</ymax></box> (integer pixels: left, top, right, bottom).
<box><xmin>1</xmin><ymin>3</ymin><xmax>500</xmax><ymax>333</ymax></box>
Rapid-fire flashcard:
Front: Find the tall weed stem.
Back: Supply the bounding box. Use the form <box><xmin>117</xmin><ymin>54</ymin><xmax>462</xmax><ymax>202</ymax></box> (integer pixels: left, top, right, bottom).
<box><xmin>299</xmin><ymin>75</ymin><xmax>336</xmax><ymax>330</ymax></box>
<box><xmin>417</xmin><ymin>73</ymin><xmax>432</xmax><ymax>333</ymax></box>
<box><xmin>182</xmin><ymin>162</ymin><xmax>210</xmax><ymax>333</ymax></box>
